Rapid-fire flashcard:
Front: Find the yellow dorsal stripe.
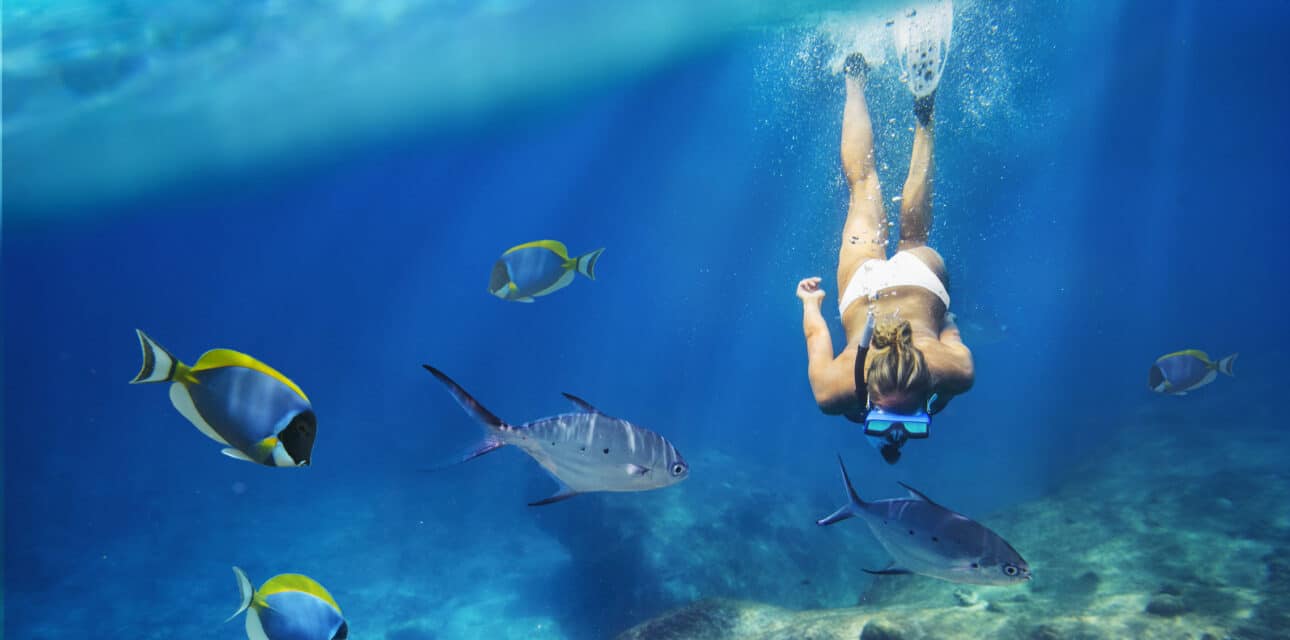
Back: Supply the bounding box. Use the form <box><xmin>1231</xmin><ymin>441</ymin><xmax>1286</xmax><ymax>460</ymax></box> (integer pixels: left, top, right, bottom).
<box><xmin>1159</xmin><ymin>349</ymin><xmax>1211</xmax><ymax>364</ymax></box>
<box><xmin>191</xmin><ymin>349</ymin><xmax>309</xmax><ymax>402</ymax></box>
<box><xmin>503</xmin><ymin>239</ymin><xmax>569</xmax><ymax>259</ymax></box>
<box><xmin>258</xmin><ymin>574</ymin><xmax>342</xmax><ymax>614</ymax></box>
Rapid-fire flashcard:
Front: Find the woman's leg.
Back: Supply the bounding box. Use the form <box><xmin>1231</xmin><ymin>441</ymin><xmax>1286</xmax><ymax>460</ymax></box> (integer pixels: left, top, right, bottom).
<box><xmin>837</xmin><ymin>54</ymin><xmax>888</xmax><ymax>295</ymax></box>
<box><xmin>897</xmin><ymin>96</ymin><xmax>935</xmax><ymax>251</ymax></box>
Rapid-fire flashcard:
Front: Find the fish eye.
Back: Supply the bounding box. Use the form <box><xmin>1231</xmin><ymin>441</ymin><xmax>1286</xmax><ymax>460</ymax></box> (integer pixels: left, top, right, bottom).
<box><xmin>670</xmin><ymin>463</ymin><xmax>687</xmax><ymax>476</ymax></box>
<box><xmin>1003</xmin><ymin>564</ymin><xmax>1018</xmax><ymax>576</ymax></box>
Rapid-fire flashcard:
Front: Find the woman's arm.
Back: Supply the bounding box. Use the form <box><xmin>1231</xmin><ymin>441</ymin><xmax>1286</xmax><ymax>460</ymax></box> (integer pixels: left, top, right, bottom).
<box><xmin>797</xmin><ymin>277</ymin><xmax>850</xmax><ymax>413</ymax></box>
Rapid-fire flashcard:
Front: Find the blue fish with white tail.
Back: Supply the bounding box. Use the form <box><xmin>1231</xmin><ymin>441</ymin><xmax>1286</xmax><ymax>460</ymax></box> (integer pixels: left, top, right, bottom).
<box><xmin>1149</xmin><ymin>349</ymin><xmax>1238</xmax><ymax>395</ymax></box>
<box><xmin>817</xmin><ymin>457</ymin><xmax>1031</xmax><ymax>586</ymax></box>
<box><xmin>422</xmin><ymin>365</ymin><xmax>688</xmax><ymax>505</ymax></box>
<box><xmin>131</xmin><ymin>330</ymin><xmax>316</xmax><ymax>467</ymax></box>
<box><xmin>488</xmin><ymin>239</ymin><xmax>604</xmax><ymax>302</ymax></box>
<box><xmin>228</xmin><ymin>567</ymin><xmax>347</xmax><ymax>640</ymax></box>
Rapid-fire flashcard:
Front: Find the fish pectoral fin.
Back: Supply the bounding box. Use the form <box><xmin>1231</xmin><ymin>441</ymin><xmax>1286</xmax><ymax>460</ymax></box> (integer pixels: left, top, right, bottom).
<box><xmin>626</xmin><ymin>464</ymin><xmax>651</xmax><ymax>476</ymax></box>
<box><xmin>863</xmin><ymin>566</ymin><xmax>913</xmax><ymax>576</ymax></box>
<box><xmin>221</xmin><ymin>448</ymin><xmax>256</xmax><ymax>463</ymax></box>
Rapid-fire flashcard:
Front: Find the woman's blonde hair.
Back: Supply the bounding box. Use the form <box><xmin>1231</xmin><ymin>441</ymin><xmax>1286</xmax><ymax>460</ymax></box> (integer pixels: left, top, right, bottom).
<box><xmin>864</xmin><ymin>318</ymin><xmax>930</xmax><ymax>410</ymax></box>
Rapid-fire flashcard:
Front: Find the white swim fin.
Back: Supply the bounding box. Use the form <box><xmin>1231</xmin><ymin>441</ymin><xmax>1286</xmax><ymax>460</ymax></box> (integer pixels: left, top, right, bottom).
<box><xmin>892</xmin><ymin>1</ymin><xmax>954</xmax><ymax>98</ymax></box>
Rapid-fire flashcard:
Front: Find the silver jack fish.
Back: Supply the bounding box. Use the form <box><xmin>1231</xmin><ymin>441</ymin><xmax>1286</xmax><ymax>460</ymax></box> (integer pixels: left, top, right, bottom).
<box><xmin>423</xmin><ymin>365</ymin><xmax>688</xmax><ymax>505</ymax></box>
<box><xmin>228</xmin><ymin>567</ymin><xmax>347</xmax><ymax>640</ymax></box>
<box><xmin>817</xmin><ymin>457</ymin><xmax>1030</xmax><ymax>586</ymax></box>
<box><xmin>131</xmin><ymin>330</ymin><xmax>316</xmax><ymax>467</ymax></box>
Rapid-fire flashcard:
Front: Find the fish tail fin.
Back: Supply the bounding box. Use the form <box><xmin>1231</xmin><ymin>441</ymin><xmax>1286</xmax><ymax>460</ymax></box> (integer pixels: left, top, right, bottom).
<box><xmin>422</xmin><ymin>365</ymin><xmax>511</xmax><ymax>464</ymax></box>
<box><xmin>131</xmin><ymin>329</ymin><xmax>193</xmax><ymax>384</ymax></box>
<box><xmin>572</xmin><ymin>248</ymin><xmax>605</xmax><ymax>280</ymax></box>
<box><xmin>226</xmin><ymin>567</ymin><xmax>255</xmax><ymax>623</ymax></box>
<box><xmin>817</xmin><ymin>455</ymin><xmax>865</xmax><ymax>526</ymax></box>
<box><xmin>1216</xmin><ymin>353</ymin><xmax>1238</xmax><ymax>376</ymax></box>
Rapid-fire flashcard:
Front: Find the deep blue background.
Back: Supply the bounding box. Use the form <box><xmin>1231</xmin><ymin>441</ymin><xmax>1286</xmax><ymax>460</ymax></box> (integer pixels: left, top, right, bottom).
<box><xmin>6</xmin><ymin>1</ymin><xmax>1289</xmax><ymax>637</ymax></box>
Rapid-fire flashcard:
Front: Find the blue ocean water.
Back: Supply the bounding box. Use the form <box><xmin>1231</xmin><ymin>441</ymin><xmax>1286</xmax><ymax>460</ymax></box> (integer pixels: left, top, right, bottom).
<box><xmin>5</xmin><ymin>1</ymin><xmax>1290</xmax><ymax>639</ymax></box>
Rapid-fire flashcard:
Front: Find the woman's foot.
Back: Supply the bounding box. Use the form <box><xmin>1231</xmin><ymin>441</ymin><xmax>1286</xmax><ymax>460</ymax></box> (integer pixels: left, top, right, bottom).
<box><xmin>843</xmin><ymin>53</ymin><xmax>870</xmax><ymax>79</ymax></box>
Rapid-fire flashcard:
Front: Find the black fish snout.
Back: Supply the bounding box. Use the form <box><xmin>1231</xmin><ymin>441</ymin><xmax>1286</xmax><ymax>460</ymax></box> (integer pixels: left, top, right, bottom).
<box><xmin>279</xmin><ymin>410</ymin><xmax>317</xmax><ymax>465</ymax></box>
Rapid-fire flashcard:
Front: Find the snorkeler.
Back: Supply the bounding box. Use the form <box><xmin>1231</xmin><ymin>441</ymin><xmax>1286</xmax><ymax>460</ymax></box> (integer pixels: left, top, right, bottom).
<box><xmin>796</xmin><ymin>36</ymin><xmax>972</xmax><ymax>465</ymax></box>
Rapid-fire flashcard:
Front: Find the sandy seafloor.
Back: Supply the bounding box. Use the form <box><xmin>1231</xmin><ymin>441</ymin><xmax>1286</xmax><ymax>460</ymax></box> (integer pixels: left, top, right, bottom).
<box><xmin>11</xmin><ymin>399</ymin><xmax>1288</xmax><ymax>640</ymax></box>
<box><xmin>618</xmin><ymin>411</ymin><xmax>1290</xmax><ymax>640</ymax></box>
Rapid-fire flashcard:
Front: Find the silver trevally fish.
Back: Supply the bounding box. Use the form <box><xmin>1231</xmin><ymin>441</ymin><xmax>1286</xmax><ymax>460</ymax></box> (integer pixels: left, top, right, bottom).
<box><xmin>488</xmin><ymin>240</ymin><xmax>604</xmax><ymax>303</ymax></box>
<box><xmin>1149</xmin><ymin>349</ymin><xmax>1237</xmax><ymax>395</ymax></box>
<box><xmin>422</xmin><ymin>365</ymin><xmax>688</xmax><ymax>505</ymax></box>
<box><xmin>817</xmin><ymin>457</ymin><xmax>1030</xmax><ymax>586</ymax></box>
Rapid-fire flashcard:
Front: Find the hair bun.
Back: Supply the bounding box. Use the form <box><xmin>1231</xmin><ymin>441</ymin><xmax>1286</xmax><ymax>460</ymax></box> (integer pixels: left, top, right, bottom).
<box><xmin>872</xmin><ymin>319</ymin><xmax>913</xmax><ymax>350</ymax></box>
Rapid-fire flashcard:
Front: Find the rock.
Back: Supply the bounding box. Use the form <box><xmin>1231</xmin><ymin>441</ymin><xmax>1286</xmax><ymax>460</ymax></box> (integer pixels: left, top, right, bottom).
<box><xmin>1073</xmin><ymin>571</ymin><xmax>1101</xmax><ymax>594</ymax></box>
<box><xmin>986</xmin><ymin>601</ymin><xmax>1006</xmax><ymax>614</ymax></box>
<box><xmin>615</xmin><ymin>599</ymin><xmax>738</xmax><ymax>640</ymax></box>
<box><xmin>1156</xmin><ymin>583</ymin><xmax>1183</xmax><ymax>596</ymax></box>
<box><xmin>859</xmin><ymin>620</ymin><xmax>905</xmax><ymax>640</ymax></box>
<box><xmin>1144</xmin><ymin>594</ymin><xmax>1189</xmax><ymax>617</ymax></box>
<box><xmin>1029</xmin><ymin>624</ymin><xmax>1062</xmax><ymax>640</ymax></box>
<box><xmin>953</xmin><ymin>588</ymin><xmax>978</xmax><ymax>607</ymax></box>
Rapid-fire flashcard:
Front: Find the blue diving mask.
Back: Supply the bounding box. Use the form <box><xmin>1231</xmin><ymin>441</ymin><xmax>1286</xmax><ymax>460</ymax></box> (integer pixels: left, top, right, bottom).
<box><xmin>852</xmin><ymin>312</ymin><xmax>944</xmax><ymax>464</ymax></box>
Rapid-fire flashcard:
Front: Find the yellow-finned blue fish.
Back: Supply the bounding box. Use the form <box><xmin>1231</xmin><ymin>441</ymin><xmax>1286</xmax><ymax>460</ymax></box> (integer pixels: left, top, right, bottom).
<box><xmin>1149</xmin><ymin>349</ymin><xmax>1238</xmax><ymax>395</ymax></box>
<box><xmin>488</xmin><ymin>240</ymin><xmax>604</xmax><ymax>302</ymax></box>
<box><xmin>228</xmin><ymin>567</ymin><xmax>347</xmax><ymax>640</ymax></box>
<box><xmin>130</xmin><ymin>330</ymin><xmax>316</xmax><ymax>467</ymax></box>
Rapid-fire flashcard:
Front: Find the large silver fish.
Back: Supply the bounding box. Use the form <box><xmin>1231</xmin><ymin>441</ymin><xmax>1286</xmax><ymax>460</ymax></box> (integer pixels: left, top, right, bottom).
<box><xmin>423</xmin><ymin>365</ymin><xmax>688</xmax><ymax>505</ymax></box>
<box><xmin>817</xmin><ymin>457</ymin><xmax>1030</xmax><ymax>586</ymax></box>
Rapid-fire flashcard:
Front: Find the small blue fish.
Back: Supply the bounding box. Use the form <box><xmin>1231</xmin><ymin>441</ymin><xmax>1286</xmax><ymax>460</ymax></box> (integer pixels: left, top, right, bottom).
<box><xmin>131</xmin><ymin>330</ymin><xmax>315</xmax><ymax>467</ymax></box>
<box><xmin>228</xmin><ymin>567</ymin><xmax>347</xmax><ymax>640</ymax></box>
<box><xmin>423</xmin><ymin>365</ymin><xmax>688</xmax><ymax>505</ymax></box>
<box><xmin>817</xmin><ymin>457</ymin><xmax>1030</xmax><ymax>586</ymax></box>
<box><xmin>1149</xmin><ymin>349</ymin><xmax>1237</xmax><ymax>395</ymax></box>
<box><xmin>489</xmin><ymin>240</ymin><xmax>604</xmax><ymax>302</ymax></box>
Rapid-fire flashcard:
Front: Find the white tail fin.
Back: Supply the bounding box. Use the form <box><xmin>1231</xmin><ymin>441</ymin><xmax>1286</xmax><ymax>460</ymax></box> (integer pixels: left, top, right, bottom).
<box><xmin>131</xmin><ymin>330</ymin><xmax>182</xmax><ymax>384</ymax></box>
<box><xmin>574</xmin><ymin>248</ymin><xmax>605</xmax><ymax>280</ymax></box>
<box><xmin>1217</xmin><ymin>353</ymin><xmax>1238</xmax><ymax>377</ymax></box>
<box><xmin>226</xmin><ymin>567</ymin><xmax>255</xmax><ymax>623</ymax></box>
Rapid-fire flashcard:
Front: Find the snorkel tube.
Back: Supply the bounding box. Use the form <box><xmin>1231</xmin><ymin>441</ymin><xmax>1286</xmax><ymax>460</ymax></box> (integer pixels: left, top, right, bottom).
<box><xmin>852</xmin><ymin>311</ymin><xmax>875</xmax><ymax>398</ymax></box>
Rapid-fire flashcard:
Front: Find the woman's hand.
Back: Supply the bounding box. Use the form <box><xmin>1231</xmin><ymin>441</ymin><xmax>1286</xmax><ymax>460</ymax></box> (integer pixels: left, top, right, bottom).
<box><xmin>796</xmin><ymin>277</ymin><xmax>825</xmax><ymax>304</ymax></box>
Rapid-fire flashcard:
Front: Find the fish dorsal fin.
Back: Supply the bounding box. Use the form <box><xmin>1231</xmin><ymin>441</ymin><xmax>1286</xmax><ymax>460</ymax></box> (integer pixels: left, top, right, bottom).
<box><xmin>192</xmin><ymin>349</ymin><xmax>309</xmax><ymax>402</ymax></box>
<box><xmin>1159</xmin><ymin>349</ymin><xmax>1210</xmax><ymax>363</ymax></box>
<box><xmin>898</xmin><ymin>481</ymin><xmax>941</xmax><ymax>506</ymax></box>
<box><xmin>258</xmin><ymin>574</ymin><xmax>342</xmax><ymax>615</ymax></box>
<box><xmin>504</xmin><ymin>239</ymin><xmax>570</xmax><ymax>259</ymax></box>
<box><xmin>562</xmin><ymin>392</ymin><xmax>605</xmax><ymax>414</ymax></box>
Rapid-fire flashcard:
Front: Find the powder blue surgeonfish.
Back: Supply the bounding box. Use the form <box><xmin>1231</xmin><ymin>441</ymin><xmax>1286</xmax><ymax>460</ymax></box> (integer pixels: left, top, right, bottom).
<box><xmin>422</xmin><ymin>365</ymin><xmax>689</xmax><ymax>505</ymax></box>
<box><xmin>817</xmin><ymin>457</ymin><xmax>1031</xmax><ymax>586</ymax></box>
<box><xmin>489</xmin><ymin>240</ymin><xmax>604</xmax><ymax>302</ymax></box>
<box><xmin>228</xmin><ymin>567</ymin><xmax>347</xmax><ymax>640</ymax></box>
<box><xmin>130</xmin><ymin>330</ymin><xmax>316</xmax><ymax>467</ymax></box>
<box><xmin>1149</xmin><ymin>349</ymin><xmax>1238</xmax><ymax>395</ymax></box>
